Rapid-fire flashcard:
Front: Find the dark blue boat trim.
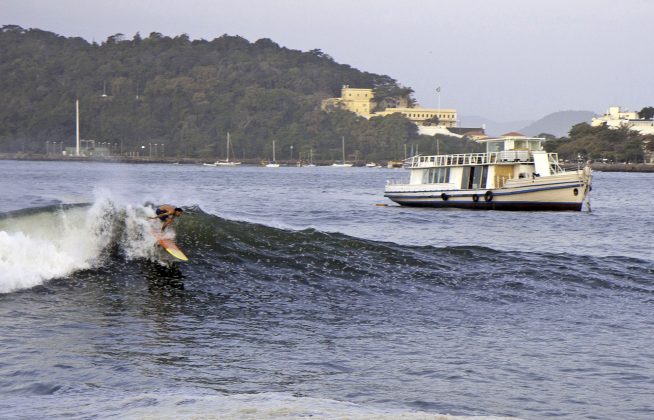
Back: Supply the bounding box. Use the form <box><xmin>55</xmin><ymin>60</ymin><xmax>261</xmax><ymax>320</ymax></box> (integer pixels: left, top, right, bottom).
<box><xmin>385</xmin><ymin>181</ymin><xmax>583</xmax><ymax>200</ymax></box>
<box><xmin>385</xmin><ymin>200</ymin><xmax>582</xmax><ymax>211</ymax></box>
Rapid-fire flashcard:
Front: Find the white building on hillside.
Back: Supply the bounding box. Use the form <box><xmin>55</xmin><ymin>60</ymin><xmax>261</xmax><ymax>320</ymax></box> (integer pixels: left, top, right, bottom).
<box><xmin>591</xmin><ymin>106</ymin><xmax>654</xmax><ymax>135</ymax></box>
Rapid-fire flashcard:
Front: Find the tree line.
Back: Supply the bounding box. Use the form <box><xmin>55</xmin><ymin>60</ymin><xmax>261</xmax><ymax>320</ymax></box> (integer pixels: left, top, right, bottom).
<box><xmin>544</xmin><ymin>121</ymin><xmax>652</xmax><ymax>164</ymax></box>
<box><xmin>0</xmin><ymin>25</ymin><xmax>439</xmax><ymax>161</ymax></box>
<box><xmin>1</xmin><ymin>25</ymin><xmax>648</xmax><ymax>163</ymax></box>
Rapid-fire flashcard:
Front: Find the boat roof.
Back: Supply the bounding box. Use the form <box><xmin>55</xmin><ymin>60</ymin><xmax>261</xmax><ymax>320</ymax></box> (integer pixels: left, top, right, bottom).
<box><xmin>475</xmin><ymin>133</ymin><xmax>546</xmax><ymax>144</ymax></box>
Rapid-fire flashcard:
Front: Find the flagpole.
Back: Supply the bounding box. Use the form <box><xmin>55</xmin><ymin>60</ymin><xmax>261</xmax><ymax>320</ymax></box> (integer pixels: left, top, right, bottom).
<box><xmin>436</xmin><ymin>86</ymin><xmax>441</xmax><ymax>110</ymax></box>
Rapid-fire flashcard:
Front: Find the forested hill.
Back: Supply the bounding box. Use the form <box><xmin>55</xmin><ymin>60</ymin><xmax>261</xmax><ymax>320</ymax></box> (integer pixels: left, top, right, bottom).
<box><xmin>0</xmin><ymin>25</ymin><xmax>420</xmax><ymax>161</ymax></box>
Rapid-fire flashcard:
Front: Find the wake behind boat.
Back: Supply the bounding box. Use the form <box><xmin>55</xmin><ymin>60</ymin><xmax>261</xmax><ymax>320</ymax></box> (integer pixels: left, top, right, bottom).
<box><xmin>384</xmin><ymin>133</ymin><xmax>592</xmax><ymax>211</ymax></box>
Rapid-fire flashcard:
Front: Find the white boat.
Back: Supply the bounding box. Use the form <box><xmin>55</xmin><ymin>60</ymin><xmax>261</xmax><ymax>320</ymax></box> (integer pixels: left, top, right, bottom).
<box><xmin>332</xmin><ymin>136</ymin><xmax>353</xmax><ymax>167</ymax></box>
<box><xmin>384</xmin><ymin>133</ymin><xmax>592</xmax><ymax>211</ymax></box>
<box><xmin>365</xmin><ymin>162</ymin><xmax>377</xmax><ymax>168</ymax></box>
<box><xmin>208</xmin><ymin>132</ymin><xmax>241</xmax><ymax>166</ymax></box>
<box><xmin>266</xmin><ymin>140</ymin><xmax>280</xmax><ymax>167</ymax></box>
<box><xmin>305</xmin><ymin>148</ymin><xmax>316</xmax><ymax>167</ymax></box>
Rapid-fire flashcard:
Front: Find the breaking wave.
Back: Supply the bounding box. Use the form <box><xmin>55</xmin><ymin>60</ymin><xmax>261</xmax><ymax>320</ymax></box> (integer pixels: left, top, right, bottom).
<box><xmin>0</xmin><ymin>192</ymin><xmax>169</xmax><ymax>293</ymax></box>
<box><xmin>1</xmin><ymin>195</ymin><xmax>653</xmax><ymax>298</ymax></box>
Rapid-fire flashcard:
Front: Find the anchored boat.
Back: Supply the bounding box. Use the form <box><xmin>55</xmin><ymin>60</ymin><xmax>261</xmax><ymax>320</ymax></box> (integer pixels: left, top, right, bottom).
<box><xmin>384</xmin><ymin>133</ymin><xmax>592</xmax><ymax>211</ymax></box>
<box><xmin>205</xmin><ymin>132</ymin><xmax>241</xmax><ymax>167</ymax></box>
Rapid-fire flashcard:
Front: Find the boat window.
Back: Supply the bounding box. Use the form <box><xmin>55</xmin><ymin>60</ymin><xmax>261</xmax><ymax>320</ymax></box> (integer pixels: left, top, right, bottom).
<box><xmin>480</xmin><ymin>166</ymin><xmax>489</xmax><ymax>188</ymax></box>
<box><xmin>461</xmin><ymin>167</ymin><xmax>471</xmax><ymax>189</ymax></box>
<box><xmin>515</xmin><ymin>140</ymin><xmax>528</xmax><ymax>150</ymax></box>
<box><xmin>438</xmin><ymin>167</ymin><xmax>450</xmax><ymax>183</ymax></box>
<box><xmin>423</xmin><ymin>167</ymin><xmax>450</xmax><ymax>184</ymax></box>
<box><xmin>472</xmin><ymin>166</ymin><xmax>484</xmax><ymax>189</ymax></box>
<box><xmin>487</xmin><ymin>141</ymin><xmax>504</xmax><ymax>153</ymax></box>
<box><xmin>422</xmin><ymin>169</ymin><xmax>433</xmax><ymax>184</ymax></box>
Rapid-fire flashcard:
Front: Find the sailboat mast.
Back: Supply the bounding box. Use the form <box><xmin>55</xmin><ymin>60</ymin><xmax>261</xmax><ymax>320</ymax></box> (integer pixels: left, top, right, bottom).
<box><xmin>342</xmin><ymin>136</ymin><xmax>345</xmax><ymax>162</ymax></box>
<box><xmin>226</xmin><ymin>132</ymin><xmax>230</xmax><ymax>162</ymax></box>
<box><xmin>75</xmin><ymin>99</ymin><xmax>80</xmax><ymax>156</ymax></box>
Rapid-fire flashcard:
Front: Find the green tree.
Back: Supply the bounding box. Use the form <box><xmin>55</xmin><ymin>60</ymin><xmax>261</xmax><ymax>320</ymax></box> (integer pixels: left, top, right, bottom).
<box><xmin>546</xmin><ymin>123</ymin><xmax>645</xmax><ymax>162</ymax></box>
<box><xmin>638</xmin><ymin>106</ymin><xmax>654</xmax><ymax>120</ymax></box>
<box><xmin>0</xmin><ymin>25</ymin><xmax>453</xmax><ymax>160</ymax></box>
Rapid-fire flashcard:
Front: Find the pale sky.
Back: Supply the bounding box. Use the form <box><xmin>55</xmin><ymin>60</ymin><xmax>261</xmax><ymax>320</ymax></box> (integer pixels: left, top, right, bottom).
<box><xmin>3</xmin><ymin>0</ymin><xmax>653</xmax><ymax>121</ymax></box>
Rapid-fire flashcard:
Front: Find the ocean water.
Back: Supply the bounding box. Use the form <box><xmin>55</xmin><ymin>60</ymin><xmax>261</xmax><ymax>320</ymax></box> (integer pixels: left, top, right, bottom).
<box><xmin>0</xmin><ymin>160</ymin><xmax>653</xmax><ymax>419</ymax></box>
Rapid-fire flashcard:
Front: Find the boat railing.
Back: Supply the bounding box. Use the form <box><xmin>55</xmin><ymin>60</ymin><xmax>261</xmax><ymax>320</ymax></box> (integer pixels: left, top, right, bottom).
<box><xmin>406</xmin><ymin>151</ymin><xmax>560</xmax><ymax>168</ymax></box>
<box><xmin>407</xmin><ymin>153</ymin><xmax>490</xmax><ymax>168</ymax></box>
<box><xmin>548</xmin><ymin>153</ymin><xmax>563</xmax><ymax>173</ymax></box>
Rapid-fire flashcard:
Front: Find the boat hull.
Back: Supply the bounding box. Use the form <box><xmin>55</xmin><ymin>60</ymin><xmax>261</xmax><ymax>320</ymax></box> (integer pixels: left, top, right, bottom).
<box><xmin>385</xmin><ymin>200</ymin><xmax>582</xmax><ymax>211</ymax></box>
<box><xmin>385</xmin><ymin>175</ymin><xmax>590</xmax><ymax>211</ymax></box>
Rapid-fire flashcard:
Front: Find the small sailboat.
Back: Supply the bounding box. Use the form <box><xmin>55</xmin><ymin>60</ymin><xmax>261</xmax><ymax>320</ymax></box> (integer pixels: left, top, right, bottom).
<box><xmin>266</xmin><ymin>140</ymin><xmax>280</xmax><ymax>167</ymax></box>
<box><xmin>305</xmin><ymin>148</ymin><xmax>316</xmax><ymax>167</ymax></box>
<box><xmin>215</xmin><ymin>132</ymin><xmax>241</xmax><ymax>166</ymax></box>
<box><xmin>331</xmin><ymin>136</ymin><xmax>353</xmax><ymax>167</ymax></box>
<box><xmin>205</xmin><ymin>132</ymin><xmax>241</xmax><ymax>166</ymax></box>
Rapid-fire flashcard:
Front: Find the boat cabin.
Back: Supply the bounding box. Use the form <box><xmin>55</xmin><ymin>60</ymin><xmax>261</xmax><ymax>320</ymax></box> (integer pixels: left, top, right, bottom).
<box><xmin>404</xmin><ymin>134</ymin><xmax>562</xmax><ymax>190</ymax></box>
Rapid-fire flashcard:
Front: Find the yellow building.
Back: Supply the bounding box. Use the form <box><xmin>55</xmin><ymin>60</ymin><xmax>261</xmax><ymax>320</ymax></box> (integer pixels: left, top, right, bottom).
<box><xmin>321</xmin><ymin>85</ymin><xmax>457</xmax><ymax>127</ymax></box>
<box><xmin>374</xmin><ymin>107</ymin><xmax>457</xmax><ymax>127</ymax></box>
<box><xmin>321</xmin><ymin>86</ymin><xmax>374</xmax><ymax>116</ymax></box>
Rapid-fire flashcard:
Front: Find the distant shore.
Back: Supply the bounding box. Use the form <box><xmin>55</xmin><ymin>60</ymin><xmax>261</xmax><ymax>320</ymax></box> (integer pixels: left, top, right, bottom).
<box><xmin>1</xmin><ymin>153</ymin><xmax>653</xmax><ymax>172</ymax></box>
<box><xmin>560</xmin><ymin>162</ymin><xmax>654</xmax><ymax>172</ymax></box>
<box><xmin>0</xmin><ymin>153</ymin><xmax>205</xmax><ymax>165</ymax></box>
<box><xmin>586</xmin><ymin>162</ymin><xmax>654</xmax><ymax>172</ymax></box>
<box><xmin>0</xmin><ymin>153</ymin><xmax>359</xmax><ymax>167</ymax></box>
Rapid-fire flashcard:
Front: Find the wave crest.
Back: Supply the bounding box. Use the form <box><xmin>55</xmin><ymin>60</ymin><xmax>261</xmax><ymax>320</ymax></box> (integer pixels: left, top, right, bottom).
<box><xmin>0</xmin><ymin>194</ymin><xmax>162</xmax><ymax>293</ymax></box>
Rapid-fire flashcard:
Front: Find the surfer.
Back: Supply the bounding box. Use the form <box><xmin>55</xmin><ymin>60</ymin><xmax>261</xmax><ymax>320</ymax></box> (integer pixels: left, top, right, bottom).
<box><xmin>150</xmin><ymin>204</ymin><xmax>183</xmax><ymax>232</ymax></box>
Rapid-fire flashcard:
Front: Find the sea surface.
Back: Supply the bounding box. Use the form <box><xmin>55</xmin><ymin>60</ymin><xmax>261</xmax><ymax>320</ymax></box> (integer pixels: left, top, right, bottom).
<box><xmin>1</xmin><ymin>160</ymin><xmax>653</xmax><ymax>419</ymax></box>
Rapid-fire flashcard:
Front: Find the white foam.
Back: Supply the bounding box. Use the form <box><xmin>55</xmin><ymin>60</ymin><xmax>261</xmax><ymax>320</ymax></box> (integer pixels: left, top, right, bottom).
<box><xmin>0</xmin><ymin>191</ymin><xmax>165</xmax><ymax>293</ymax></box>
<box><xmin>121</xmin><ymin>204</ymin><xmax>162</xmax><ymax>261</ymax></box>
<box><xmin>2</xmin><ymin>390</ymin><xmax>518</xmax><ymax>419</ymax></box>
<box><xmin>0</xmin><ymin>229</ymin><xmax>87</xmax><ymax>292</ymax></box>
<box><xmin>115</xmin><ymin>391</ymin><xmax>521</xmax><ymax>419</ymax></box>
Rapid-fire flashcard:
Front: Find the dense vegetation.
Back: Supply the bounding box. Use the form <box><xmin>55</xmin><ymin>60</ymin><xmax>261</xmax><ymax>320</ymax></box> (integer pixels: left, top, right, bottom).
<box><xmin>2</xmin><ymin>25</ymin><xmax>648</xmax><ymax>163</ymax></box>
<box><xmin>544</xmin><ymin>123</ymin><xmax>651</xmax><ymax>163</ymax></box>
<box><xmin>0</xmin><ymin>25</ymin><xmax>448</xmax><ymax>161</ymax></box>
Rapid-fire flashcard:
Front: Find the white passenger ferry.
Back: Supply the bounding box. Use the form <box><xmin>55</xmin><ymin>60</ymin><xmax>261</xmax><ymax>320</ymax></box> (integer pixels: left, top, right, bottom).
<box><xmin>384</xmin><ymin>133</ymin><xmax>592</xmax><ymax>211</ymax></box>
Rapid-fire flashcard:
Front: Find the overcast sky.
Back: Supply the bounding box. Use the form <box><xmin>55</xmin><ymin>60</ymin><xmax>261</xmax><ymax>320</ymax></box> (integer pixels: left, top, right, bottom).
<box><xmin>3</xmin><ymin>0</ymin><xmax>653</xmax><ymax>121</ymax></box>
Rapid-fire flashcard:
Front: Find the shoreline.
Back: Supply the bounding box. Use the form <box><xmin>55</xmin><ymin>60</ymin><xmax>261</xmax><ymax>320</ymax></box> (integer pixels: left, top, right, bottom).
<box><xmin>560</xmin><ymin>162</ymin><xmax>654</xmax><ymax>172</ymax></box>
<box><xmin>584</xmin><ymin>162</ymin><xmax>654</xmax><ymax>173</ymax></box>
<box><xmin>2</xmin><ymin>154</ymin><xmax>654</xmax><ymax>172</ymax></box>
<box><xmin>0</xmin><ymin>153</ymin><xmax>382</xmax><ymax>167</ymax></box>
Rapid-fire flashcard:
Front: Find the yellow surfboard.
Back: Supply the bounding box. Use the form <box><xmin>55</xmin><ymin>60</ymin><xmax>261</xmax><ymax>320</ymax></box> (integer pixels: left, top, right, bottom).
<box><xmin>158</xmin><ymin>237</ymin><xmax>188</xmax><ymax>261</ymax></box>
<box><xmin>152</xmin><ymin>230</ymin><xmax>189</xmax><ymax>261</ymax></box>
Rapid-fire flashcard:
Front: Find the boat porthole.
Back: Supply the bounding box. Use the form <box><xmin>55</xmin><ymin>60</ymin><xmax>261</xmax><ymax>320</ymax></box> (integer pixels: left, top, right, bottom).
<box><xmin>484</xmin><ymin>191</ymin><xmax>493</xmax><ymax>202</ymax></box>
<box><xmin>472</xmin><ymin>194</ymin><xmax>479</xmax><ymax>202</ymax></box>
<box><xmin>441</xmin><ymin>193</ymin><xmax>449</xmax><ymax>201</ymax></box>
<box><xmin>573</xmin><ymin>188</ymin><xmax>579</xmax><ymax>196</ymax></box>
